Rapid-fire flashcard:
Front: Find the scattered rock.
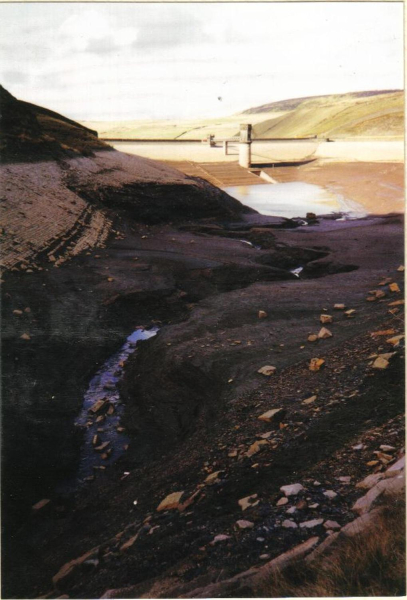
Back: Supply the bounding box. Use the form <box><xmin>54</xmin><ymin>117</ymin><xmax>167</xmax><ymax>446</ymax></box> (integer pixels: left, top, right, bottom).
<box><xmin>282</xmin><ymin>519</ymin><xmax>298</xmax><ymax>529</ymax></box>
<box><xmin>302</xmin><ymin>395</ymin><xmax>317</xmax><ymax>405</ymax></box>
<box><xmin>320</xmin><ymin>314</ymin><xmax>332</xmax><ymax>324</ymax></box>
<box><xmin>246</xmin><ymin>440</ymin><xmax>268</xmax><ymax>457</ymax></box>
<box><xmin>309</xmin><ymin>358</ymin><xmax>325</xmax><ymax>372</ymax></box>
<box><xmin>204</xmin><ymin>471</ymin><xmax>222</xmax><ymax>485</ymax></box>
<box><xmin>372</xmin><ymin>356</ymin><xmax>389</xmax><ymax>370</ymax></box>
<box><xmin>260</xmin><ymin>554</ymin><xmax>270</xmax><ymax>560</ymax></box>
<box><xmin>236</xmin><ymin>520</ymin><xmax>254</xmax><ymax>530</ymax></box>
<box><xmin>88</xmin><ymin>399</ymin><xmax>107</xmax><ymax>414</ymax></box>
<box><xmin>32</xmin><ymin>499</ymin><xmax>50</xmax><ymax>512</ymax></box>
<box><xmin>323</xmin><ymin>520</ymin><xmax>341</xmax><ymax>530</ymax></box>
<box><xmin>13</xmin><ymin>309</ymin><xmax>23</xmax><ymax>316</ymax></box>
<box><xmin>386</xmin><ymin>335</ymin><xmax>404</xmax><ymax>347</ymax></box>
<box><xmin>286</xmin><ymin>506</ymin><xmax>297</xmax><ymax>514</ymax></box>
<box><xmin>338</xmin><ymin>476</ymin><xmax>351</xmax><ymax>484</ymax></box>
<box><xmin>257</xmin><ymin>365</ymin><xmax>277</xmax><ymax>376</ymax></box>
<box><xmin>95</xmin><ymin>442</ymin><xmax>110</xmax><ymax>453</ymax></box>
<box><xmin>258</xmin><ymin>310</ymin><xmax>268</xmax><ymax>319</ymax></box>
<box><xmin>280</xmin><ymin>483</ymin><xmax>304</xmax><ymax>497</ymax></box>
<box><xmin>345</xmin><ymin>309</ymin><xmax>356</xmax><ymax>317</ymax></box>
<box><xmin>276</xmin><ymin>497</ymin><xmax>288</xmax><ymax>506</ymax></box>
<box><xmin>318</xmin><ymin>327</ymin><xmax>332</xmax><ymax>339</ymax></box>
<box><xmin>157</xmin><ymin>491</ymin><xmax>185</xmax><ymax>512</ymax></box>
<box><xmin>258</xmin><ymin>408</ymin><xmax>285</xmax><ymax>423</ymax></box>
<box><xmin>210</xmin><ymin>534</ymin><xmax>231</xmax><ymax>545</ymax></box>
<box><xmin>299</xmin><ymin>519</ymin><xmax>323</xmax><ymax>529</ymax></box>
<box><xmin>389</xmin><ymin>283</ymin><xmax>401</xmax><ymax>293</ymax></box>
<box><xmin>333</xmin><ymin>304</ymin><xmax>346</xmax><ymax>310</ymax></box>
<box><xmin>238</xmin><ymin>494</ymin><xmax>259</xmax><ymax>511</ymax></box>
<box><xmin>20</xmin><ymin>333</ymin><xmax>30</xmax><ymax>340</ymax></box>
<box><xmin>308</xmin><ymin>334</ymin><xmax>318</xmax><ymax>342</ymax></box>
<box><xmin>323</xmin><ymin>490</ymin><xmax>338</xmax><ymax>500</ymax></box>
<box><xmin>397</xmin><ymin>265</ymin><xmax>404</xmax><ymax>272</ymax></box>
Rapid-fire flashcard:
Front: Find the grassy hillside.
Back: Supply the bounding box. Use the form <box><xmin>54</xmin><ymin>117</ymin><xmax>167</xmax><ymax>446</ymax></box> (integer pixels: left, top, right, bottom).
<box><xmin>84</xmin><ymin>90</ymin><xmax>404</xmax><ymax>141</ymax></box>
<box><xmin>250</xmin><ymin>90</ymin><xmax>404</xmax><ymax>139</ymax></box>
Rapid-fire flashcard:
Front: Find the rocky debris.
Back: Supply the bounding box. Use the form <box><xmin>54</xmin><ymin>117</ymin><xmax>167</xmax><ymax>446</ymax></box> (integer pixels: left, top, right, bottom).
<box><xmin>345</xmin><ymin>309</ymin><xmax>356</xmax><ymax>317</ymax></box>
<box><xmin>211</xmin><ymin>534</ymin><xmax>231</xmax><ymax>545</ymax></box>
<box><xmin>320</xmin><ymin>314</ymin><xmax>333</xmax><ymax>324</ymax></box>
<box><xmin>323</xmin><ymin>490</ymin><xmax>338</xmax><ymax>500</ymax></box>
<box><xmin>258</xmin><ymin>310</ymin><xmax>268</xmax><ymax>319</ymax></box>
<box><xmin>280</xmin><ymin>483</ymin><xmax>304</xmax><ymax>497</ymax></box>
<box><xmin>372</xmin><ymin>354</ymin><xmax>392</xmax><ymax>369</ymax></box>
<box><xmin>333</xmin><ymin>304</ymin><xmax>346</xmax><ymax>310</ymax></box>
<box><xmin>282</xmin><ymin>519</ymin><xmax>298</xmax><ymax>529</ymax></box>
<box><xmin>323</xmin><ymin>520</ymin><xmax>341</xmax><ymax>530</ymax></box>
<box><xmin>302</xmin><ymin>395</ymin><xmax>317</xmax><ymax>405</ymax></box>
<box><xmin>276</xmin><ymin>497</ymin><xmax>289</xmax><ymax>506</ymax></box>
<box><xmin>299</xmin><ymin>519</ymin><xmax>324</xmax><ymax>529</ymax></box>
<box><xmin>307</xmin><ymin>334</ymin><xmax>318</xmax><ymax>342</ymax></box>
<box><xmin>246</xmin><ymin>440</ymin><xmax>269</xmax><ymax>457</ymax></box>
<box><xmin>352</xmin><ymin>473</ymin><xmax>405</xmax><ymax>515</ymax></box>
<box><xmin>386</xmin><ymin>334</ymin><xmax>404</xmax><ymax>346</ymax></box>
<box><xmin>389</xmin><ymin>283</ymin><xmax>401</xmax><ymax>293</ymax></box>
<box><xmin>318</xmin><ymin>327</ymin><xmax>333</xmax><ymax>339</ymax></box>
<box><xmin>20</xmin><ymin>333</ymin><xmax>30</xmax><ymax>340</ymax></box>
<box><xmin>12</xmin><ymin>309</ymin><xmax>23</xmax><ymax>316</ymax></box>
<box><xmin>94</xmin><ymin>442</ymin><xmax>110</xmax><ymax>453</ymax></box>
<box><xmin>236</xmin><ymin>520</ymin><xmax>254</xmax><ymax>530</ymax></box>
<box><xmin>397</xmin><ymin>265</ymin><xmax>404</xmax><ymax>272</ymax></box>
<box><xmin>257</xmin><ymin>365</ymin><xmax>277</xmax><ymax>376</ymax></box>
<box><xmin>32</xmin><ymin>499</ymin><xmax>50</xmax><ymax>512</ymax></box>
<box><xmin>156</xmin><ymin>491</ymin><xmax>184</xmax><ymax>512</ymax></box>
<box><xmin>52</xmin><ymin>546</ymin><xmax>100</xmax><ymax>590</ymax></box>
<box><xmin>204</xmin><ymin>471</ymin><xmax>222</xmax><ymax>485</ymax></box>
<box><xmin>88</xmin><ymin>399</ymin><xmax>107</xmax><ymax>415</ymax></box>
<box><xmin>238</xmin><ymin>494</ymin><xmax>259</xmax><ymax>511</ymax></box>
<box><xmin>309</xmin><ymin>358</ymin><xmax>325</xmax><ymax>371</ymax></box>
<box><xmin>258</xmin><ymin>408</ymin><xmax>285</xmax><ymax>423</ymax></box>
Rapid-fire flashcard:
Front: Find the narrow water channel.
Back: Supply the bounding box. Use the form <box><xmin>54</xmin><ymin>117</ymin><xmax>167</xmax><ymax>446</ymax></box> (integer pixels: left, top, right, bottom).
<box><xmin>58</xmin><ymin>327</ymin><xmax>158</xmax><ymax>493</ymax></box>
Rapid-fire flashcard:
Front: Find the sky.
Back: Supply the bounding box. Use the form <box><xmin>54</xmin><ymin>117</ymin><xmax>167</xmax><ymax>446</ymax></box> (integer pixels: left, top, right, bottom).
<box><xmin>0</xmin><ymin>2</ymin><xmax>404</xmax><ymax>122</ymax></box>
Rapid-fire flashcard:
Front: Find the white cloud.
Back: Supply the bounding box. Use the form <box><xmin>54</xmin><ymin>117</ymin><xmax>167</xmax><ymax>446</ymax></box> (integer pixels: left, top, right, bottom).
<box><xmin>0</xmin><ymin>2</ymin><xmax>403</xmax><ymax>120</ymax></box>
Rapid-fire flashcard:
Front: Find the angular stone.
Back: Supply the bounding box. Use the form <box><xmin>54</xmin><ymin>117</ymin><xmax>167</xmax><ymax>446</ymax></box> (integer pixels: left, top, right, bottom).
<box><xmin>52</xmin><ymin>547</ymin><xmax>99</xmax><ymax>588</ymax></box>
<box><xmin>302</xmin><ymin>395</ymin><xmax>317</xmax><ymax>405</ymax></box>
<box><xmin>386</xmin><ymin>335</ymin><xmax>404</xmax><ymax>347</ymax></box>
<box><xmin>397</xmin><ymin>265</ymin><xmax>404</xmax><ymax>272</ymax></box>
<box><xmin>320</xmin><ymin>314</ymin><xmax>333</xmax><ymax>324</ymax></box>
<box><xmin>204</xmin><ymin>470</ymin><xmax>223</xmax><ymax>485</ymax></box>
<box><xmin>299</xmin><ymin>519</ymin><xmax>324</xmax><ymax>529</ymax></box>
<box><xmin>257</xmin><ymin>365</ymin><xmax>277</xmax><ymax>376</ymax></box>
<box><xmin>356</xmin><ymin>473</ymin><xmax>383</xmax><ymax>490</ymax></box>
<box><xmin>280</xmin><ymin>483</ymin><xmax>304</xmax><ymax>497</ymax></box>
<box><xmin>95</xmin><ymin>441</ymin><xmax>110</xmax><ymax>453</ymax></box>
<box><xmin>308</xmin><ymin>334</ymin><xmax>318</xmax><ymax>342</ymax></box>
<box><xmin>258</xmin><ymin>310</ymin><xmax>268</xmax><ymax>319</ymax></box>
<box><xmin>352</xmin><ymin>475</ymin><xmax>405</xmax><ymax>515</ymax></box>
<box><xmin>372</xmin><ymin>356</ymin><xmax>389</xmax><ymax>370</ymax></box>
<box><xmin>20</xmin><ymin>333</ymin><xmax>30</xmax><ymax>340</ymax></box>
<box><xmin>318</xmin><ymin>327</ymin><xmax>332</xmax><ymax>339</ymax></box>
<box><xmin>276</xmin><ymin>497</ymin><xmax>288</xmax><ymax>506</ymax></box>
<box><xmin>246</xmin><ymin>440</ymin><xmax>268</xmax><ymax>457</ymax></box>
<box><xmin>334</xmin><ymin>304</ymin><xmax>346</xmax><ymax>310</ymax></box>
<box><xmin>345</xmin><ymin>309</ymin><xmax>356</xmax><ymax>317</ymax></box>
<box><xmin>282</xmin><ymin>519</ymin><xmax>298</xmax><ymax>529</ymax></box>
<box><xmin>210</xmin><ymin>534</ymin><xmax>230</xmax><ymax>545</ymax></box>
<box><xmin>323</xmin><ymin>520</ymin><xmax>341</xmax><ymax>530</ymax></box>
<box><xmin>309</xmin><ymin>358</ymin><xmax>325</xmax><ymax>372</ymax></box>
<box><xmin>389</xmin><ymin>283</ymin><xmax>400</xmax><ymax>293</ymax></box>
<box><xmin>238</xmin><ymin>494</ymin><xmax>259</xmax><ymax>511</ymax></box>
<box><xmin>258</xmin><ymin>408</ymin><xmax>284</xmax><ymax>423</ymax></box>
<box><xmin>236</xmin><ymin>520</ymin><xmax>254</xmax><ymax>530</ymax></box>
<box><xmin>32</xmin><ymin>498</ymin><xmax>50</xmax><ymax>512</ymax></box>
<box><xmin>157</xmin><ymin>491</ymin><xmax>184</xmax><ymax>512</ymax></box>
<box><xmin>13</xmin><ymin>309</ymin><xmax>23</xmax><ymax>316</ymax></box>
<box><xmin>88</xmin><ymin>399</ymin><xmax>107</xmax><ymax>414</ymax></box>
<box><xmin>323</xmin><ymin>490</ymin><xmax>338</xmax><ymax>500</ymax></box>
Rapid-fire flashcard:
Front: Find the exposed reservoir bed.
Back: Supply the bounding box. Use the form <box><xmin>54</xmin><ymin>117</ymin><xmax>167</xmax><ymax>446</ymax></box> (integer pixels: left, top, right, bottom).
<box><xmin>223</xmin><ymin>182</ymin><xmax>367</xmax><ymax>219</ymax></box>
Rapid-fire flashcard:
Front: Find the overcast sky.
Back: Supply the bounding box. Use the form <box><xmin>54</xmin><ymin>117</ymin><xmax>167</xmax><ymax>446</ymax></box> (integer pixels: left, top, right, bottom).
<box><xmin>0</xmin><ymin>2</ymin><xmax>403</xmax><ymax>121</ymax></box>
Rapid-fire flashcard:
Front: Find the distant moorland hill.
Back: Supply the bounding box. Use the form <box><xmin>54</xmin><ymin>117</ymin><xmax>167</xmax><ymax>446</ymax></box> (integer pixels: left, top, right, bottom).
<box><xmin>83</xmin><ymin>89</ymin><xmax>404</xmax><ymax>141</ymax></box>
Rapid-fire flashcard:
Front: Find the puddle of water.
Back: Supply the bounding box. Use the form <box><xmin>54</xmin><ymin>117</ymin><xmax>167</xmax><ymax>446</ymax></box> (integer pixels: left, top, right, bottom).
<box><xmin>58</xmin><ymin>327</ymin><xmax>158</xmax><ymax>493</ymax></box>
<box><xmin>223</xmin><ymin>182</ymin><xmax>365</xmax><ymax>219</ymax></box>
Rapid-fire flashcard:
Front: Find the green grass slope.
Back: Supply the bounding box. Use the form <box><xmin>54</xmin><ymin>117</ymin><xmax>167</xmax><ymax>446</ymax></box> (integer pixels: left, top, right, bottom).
<box><xmin>250</xmin><ymin>90</ymin><xmax>404</xmax><ymax>139</ymax></box>
<box><xmin>84</xmin><ymin>90</ymin><xmax>403</xmax><ymax>141</ymax></box>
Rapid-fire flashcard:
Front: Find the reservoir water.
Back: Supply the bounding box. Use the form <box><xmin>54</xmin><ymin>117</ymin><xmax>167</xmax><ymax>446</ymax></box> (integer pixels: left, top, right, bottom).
<box><xmin>223</xmin><ymin>182</ymin><xmax>366</xmax><ymax>219</ymax></box>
